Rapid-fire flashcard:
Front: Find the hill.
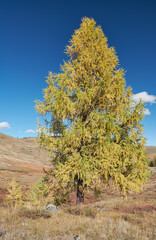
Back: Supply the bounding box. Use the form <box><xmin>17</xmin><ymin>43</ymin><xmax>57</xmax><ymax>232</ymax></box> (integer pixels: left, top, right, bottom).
<box><xmin>0</xmin><ymin>133</ymin><xmax>51</xmax><ymax>202</ymax></box>
<box><xmin>0</xmin><ymin>133</ymin><xmax>156</xmax><ymax>186</ymax></box>
<box><xmin>145</xmin><ymin>145</ymin><xmax>156</xmax><ymax>160</ymax></box>
<box><xmin>0</xmin><ymin>133</ymin><xmax>156</xmax><ymax>203</ymax></box>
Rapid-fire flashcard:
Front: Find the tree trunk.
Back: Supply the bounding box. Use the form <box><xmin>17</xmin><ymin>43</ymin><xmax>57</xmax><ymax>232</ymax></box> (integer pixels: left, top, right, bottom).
<box><xmin>76</xmin><ymin>179</ymin><xmax>84</xmax><ymax>205</ymax></box>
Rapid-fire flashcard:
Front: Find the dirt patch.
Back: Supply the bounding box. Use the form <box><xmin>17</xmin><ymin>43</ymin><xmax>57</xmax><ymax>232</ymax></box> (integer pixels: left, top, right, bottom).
<box><xmin>115</xmin><ymin>204</ymin><xmax>156</xmax><ymax>214</ymax></box>
<box><xmin>0</xmin><ymin>187</ymin><xmax>8</xmax><ymax>204</ymax></box>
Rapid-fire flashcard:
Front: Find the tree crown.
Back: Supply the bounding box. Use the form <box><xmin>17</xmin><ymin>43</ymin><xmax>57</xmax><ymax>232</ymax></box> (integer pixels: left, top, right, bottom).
<box><xmin>36</xmin><ymin>17</ymin><xmax>150</xmax><ymax>197</ymax></box>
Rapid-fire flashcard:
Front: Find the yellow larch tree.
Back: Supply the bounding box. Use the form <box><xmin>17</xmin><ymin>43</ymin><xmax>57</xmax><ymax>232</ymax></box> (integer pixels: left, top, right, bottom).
<box><xmin>36</xmin><ymin>18</ymin><xmax>150</xmax><ymax>204</ymax></box>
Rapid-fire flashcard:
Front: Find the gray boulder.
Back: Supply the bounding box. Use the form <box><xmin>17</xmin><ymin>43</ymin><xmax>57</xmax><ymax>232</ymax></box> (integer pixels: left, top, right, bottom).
<box><xmin>73</xmin><ymin>235</ymin><xmax>80</xmax><ymax>240</ymax></box>
<box><xmin>44</xmin><ymin>204</ymin><xmax>58</xmax><ymax>213</ymax></box>
<box><xmin>94</xmin><ymin>205</ymin><xmax>108</xmax><ymax>212</ymax></box>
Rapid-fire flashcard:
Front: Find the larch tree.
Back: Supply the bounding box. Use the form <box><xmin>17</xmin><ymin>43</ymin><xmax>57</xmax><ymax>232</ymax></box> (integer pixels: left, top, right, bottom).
<box><xmin>35</xmin><ymin>17</ymin><xmax>150</xmax><ymax>204</ymax></box>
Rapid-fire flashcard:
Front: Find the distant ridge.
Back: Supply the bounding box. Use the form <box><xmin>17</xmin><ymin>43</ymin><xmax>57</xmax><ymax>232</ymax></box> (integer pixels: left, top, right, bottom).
<box><xmin>0</xmin><ymin>133</ymin><xmax>155</xmax><ymax>161</ymax></box>
<box><xmin>0</xmin><ymin>132</ymin><xmax>51</xmax><ymax>165</ymax></box>
<box><xmin>145</xmin><ymin>146</ymin><xmax>156</xmax><ymax>160</ymax></box>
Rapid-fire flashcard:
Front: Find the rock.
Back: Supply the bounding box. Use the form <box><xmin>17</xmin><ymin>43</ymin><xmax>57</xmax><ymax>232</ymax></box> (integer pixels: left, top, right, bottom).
<box><xmin>20</xmin><ymin>231</ymin><xmax>27</xmax><ymax>237</ymax></box>
<box><xmin>44</xmin><ymin>204</ymin><xmax>58</xmax><ymax>213</ymax></box>
<box><xmin>73</xmin><ymin>235</ymin><xmax>80</xmax><ymax>240</ymax></box>
<box><xmin>94</xmin><ymin>205</ymin><xmax>108</xmax><ymax>212</ymax></box>
<box><xmin>21</xmin><ymin>222</ymin><xmax>28</xmax><ymax>226</ymax></box>
<box><xmin>0</xmin><ymin>230</ymin><xmax>6</xmax><ymax>237</ymax></box>
<box><xmin>56</xmin><ymin>233</ymin><xmax>69</xmax><ymax>238</ymax></box>
<box><xmin>101</xmin><ymin>206</ymin><xmax>108</xmax><ymax>212</ymax></box>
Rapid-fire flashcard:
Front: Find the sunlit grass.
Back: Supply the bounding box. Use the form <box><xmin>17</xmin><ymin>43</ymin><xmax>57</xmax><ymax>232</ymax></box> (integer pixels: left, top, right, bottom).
<box><xmin>0</xmin><ymin>195</ymin><xmax>156</xmax><ymax>240</ymax></box>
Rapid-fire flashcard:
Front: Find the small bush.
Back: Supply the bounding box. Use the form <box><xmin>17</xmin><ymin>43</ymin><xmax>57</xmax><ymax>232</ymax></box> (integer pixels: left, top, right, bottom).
<box><xmin>6</xmin><ymin>179</ymin><xmax>23</xmax><ymax>208</ymax></box>
<box><xmin>149</xmin><ymin>156</ymin><xmax>156</xmax><ymax>167</ymax></box>
<box><xmin>42</xmin><ymin>171</ymin><xmax>70</xmax><ymax>206</ymax></box>
<box><xmin>26</xmin><ymin>178</ymin><xmax>54</xmax><ymax>208</ymax></box>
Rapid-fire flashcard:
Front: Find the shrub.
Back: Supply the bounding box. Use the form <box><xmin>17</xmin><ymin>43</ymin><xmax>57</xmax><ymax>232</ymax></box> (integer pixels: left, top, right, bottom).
<box><xmin>26</xmin><ymin>178</ymin><xmax>53</xmax><ymax>208</ymax></box>
<box><xmin>149</xmin><ymin>156</ymin><xmax>156</xmax><ymax>167</ymax></box>
<box><xmin>6</xmin><ymin>179</ymin><xmax>23</xmax><ymax>208</ymax></box>
<box><xmin>26</xmin><ymin>175</ymin><xmax>68</xmax><ymax>208</ymax></box>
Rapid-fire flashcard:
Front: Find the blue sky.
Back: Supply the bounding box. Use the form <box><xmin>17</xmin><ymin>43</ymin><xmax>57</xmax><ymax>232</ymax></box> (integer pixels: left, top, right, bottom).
<box><xmin>0</xmin><ymin>0</ymin><xmax>156</xmax><ymax>145</ymax></box>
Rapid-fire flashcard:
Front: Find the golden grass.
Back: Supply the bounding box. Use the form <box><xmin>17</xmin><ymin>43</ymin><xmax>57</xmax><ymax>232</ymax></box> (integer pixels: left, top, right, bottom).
<box><xmin>0</xmin><ymin>168</ymin><xmax>156</xmax><ymax>239</ymax></box>
<box><xmin>0</xmin><ymin>194</ymin><xmax>156</xmax><ymax>240</ymax></box>
<box><xmin>0</xmin><ymin>134</ymin><xmax>156</xmax><ymax>239</ymax></box>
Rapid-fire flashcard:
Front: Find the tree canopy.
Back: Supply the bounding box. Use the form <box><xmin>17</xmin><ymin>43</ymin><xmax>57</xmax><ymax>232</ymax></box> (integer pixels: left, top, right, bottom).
<box><xmin>35</xmin><ymin>17</ymin><xmax>150</xmax><ymax>202</ymax></box>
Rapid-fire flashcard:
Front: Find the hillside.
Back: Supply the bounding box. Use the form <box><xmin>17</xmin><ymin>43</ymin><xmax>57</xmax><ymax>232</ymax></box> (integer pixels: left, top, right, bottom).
<box><xmin>0</xmin><ymin>133</ymin><xmax>51</xmax><ymax>195</ymax></box>
<box><xmin>145</xmin><ymin>145</ymin><xmax>156</xmax><ymax>160</ymax></box>
<box><xmin>0</xmin><ymin>134</ymin><xmax>156</xmax><ymax>240</ymax></box>
<box><xmin>0</xmin><ymin>133</ymin><xmax>156</xmax><ymax>203</ymax></box>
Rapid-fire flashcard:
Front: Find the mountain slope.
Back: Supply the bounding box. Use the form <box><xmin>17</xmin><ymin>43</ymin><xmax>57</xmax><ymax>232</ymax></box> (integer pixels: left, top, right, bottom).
<box><xmin>0</xmin><ymin>133</ymin><xmax>156</xmax><ymax>203</ymax></box>
<box><xmin>145</xmin><ymin>146</ymin><xmax>156</xmax><ymax>160</ymax></box>
<box><xmin>0</xmin><ymin>133</ymin><xmax>51</xmax><ymax>194</ymax></box>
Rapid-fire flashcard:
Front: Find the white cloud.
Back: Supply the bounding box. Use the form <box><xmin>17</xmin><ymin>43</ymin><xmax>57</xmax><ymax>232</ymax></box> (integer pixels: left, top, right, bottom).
<box><xmin>133</xmin><ymin>91</ymin><xmax>156</xmax><ymax>104</ymax></box>
<box><xmin>144</xmin><ymin>108</ymin><xmax>151</xmax><ymax>116</ymax></box>
<box><xmin>26</xmin><ymin>129</ymin><xmax>35</xmax><ymax>133</ymax></box>
<box><xmin>0</xmin><ymin>122</ymin><xmax>11</xmax><ymax>130</ymax></box>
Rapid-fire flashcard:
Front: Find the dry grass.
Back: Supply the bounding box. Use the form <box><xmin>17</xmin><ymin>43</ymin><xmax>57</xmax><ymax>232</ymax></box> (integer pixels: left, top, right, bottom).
<box><xmin>1</xmin><ymin>173</ymin><xmax>156</xmax><ymax>240</ymax></box>
<box><xmin>0</xmin><ymin>195</ymin><xmax>156</xmax><ymax>240</ymax></box>
<box><xmin>0</xmin><ymin>134</ymin><xmax>156</xmax><ymax>239</ymax></box>
<box><xmin>0</xmin><ymin>133</ymin><xmax>51</xmax><ymax>203</ymax></box>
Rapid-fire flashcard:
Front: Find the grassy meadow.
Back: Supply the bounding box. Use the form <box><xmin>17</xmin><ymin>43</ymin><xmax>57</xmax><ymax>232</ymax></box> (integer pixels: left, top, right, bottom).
<box><xmin>0</xmin><ymin>134</ymin><xmax>156</xmax><ymax>239</ymax></box>
<box><xmin>0</xmin><ymin>192</ymin><xmax>156</xmax><ymax>240</ymax></box>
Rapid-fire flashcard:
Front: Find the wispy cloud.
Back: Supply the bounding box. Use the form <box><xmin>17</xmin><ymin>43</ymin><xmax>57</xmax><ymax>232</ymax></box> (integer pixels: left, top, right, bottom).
<box><xmin>0</xmin><ymin>122</ymin><xmax>11</xmax><ymax>129</ymax></box>
<box><xmin>144</xmin><ymin>108</ymin><xmax>151</xmax><ymax>116</ymax></box>
<box><xmin>133</xmin><ymin>91</ymin><xmax>156</xmax><ymax>104</ymax></box>
<box><xmin>26</xmin><ymin>129</ymin><xmax>35</xmax><ymax>133</ymax></box>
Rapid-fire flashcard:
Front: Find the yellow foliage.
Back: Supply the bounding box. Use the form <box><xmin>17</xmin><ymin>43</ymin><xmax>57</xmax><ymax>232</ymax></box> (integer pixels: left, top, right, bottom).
<box><xmin>6</xmin><ymin>179</ymin><xmax>23</xmax><ymax>208</ymax></box>
<box><xmin>26</xmin><ymin>175</ymin><xmax>68</xmax><ymax>208</ymax></box>
<box><xmin>35</xmin><ymin>17</ymin><xmax>150</xmax><ymax>199</ymax></box>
